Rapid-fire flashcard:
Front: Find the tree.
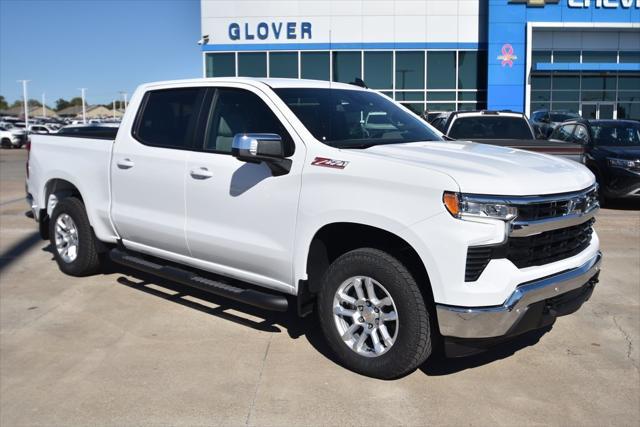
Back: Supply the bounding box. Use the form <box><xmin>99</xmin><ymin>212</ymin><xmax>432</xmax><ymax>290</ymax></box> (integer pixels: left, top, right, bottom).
<box><xmin>0</xmin><ymin>95</ymin><xmax>8</xmax><ymax>110</ymax></box>
<box><xmin>55</xmin><ymin>98</ymin><xmax>71</xmax><ymax>111</ymax></box>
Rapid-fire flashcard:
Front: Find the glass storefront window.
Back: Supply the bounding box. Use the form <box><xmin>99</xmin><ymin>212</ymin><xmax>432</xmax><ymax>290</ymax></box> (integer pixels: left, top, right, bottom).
<box><xmin>531</xmin><ymin>102</ymin><xmax>551</xmax><ymax>112</ymax></box>
<box><xmin>301</xmin><ymin>52</ymin><xmax>330</xmax><ymax>81</ymax></box>
<box><xmin>395</xmin><ymin>51</ymin><xmax>425</xmax><ymax>90</ymax></box>
<box><xmin>427</xmin><ymin>91</ymin><xmax>456</xmax><ymax>101</ymax></box>
<box><xmin>553</xmin><ymin>51</ymin><xmax>580</xmax><ymax>63</ymax></box>
<box><xmin>531</xmin><ymin>76</ymin><xmax>551</xmax><ymax>90</ymax></box>
<box><xmin>426</xmin><ymin>102</ymin><xmax>456</xmax><ymax>112</ymax></box>
<box><xmin>581</xmin><ymin>91</ymin><xmax>616</xmax><ymax>102</ymax></box>
<box><xmin>582</xmin><ymin>51</ymin><xmax>618</xmax><ymax>63</ymax></box>
<box><xmin>458</xmin><ymin>51</ymin><xmax>486</xmax><ymax>90</ymax></box>
<box><xmin>619</xmin><ymin>76</ymin><xmax>640</xmax><ymax>91</ymax></box>
<box><xmin>332</xmin><ymin>51</ymin><xmax>361</xmax><ymax>84</ymax></box>
<box><xmin>395</xmin><ymin>92</ymin><xmax>424</xmax><ymax>101</ymax></box>
<box><xmin>532</xmin><ymin>50</ymin><xmax>551</xmax><ymax>65</ymax></box>
<box><xmin>617</xmin><ymin>103</ymin><xmax>640</xmax><ymax>120</ymax></box>
<box><xmin>238</xmin><ymin>52</ymin><xmax>266</xmax><ymax>77</ymax></box>
<box><xmin>427</xmin><ymin>51</ymin><xmax>456</xmax><ymax>89</ymax></box>
<box><xmin>364</xmin><ymin>52</ymin><xmax>393</xmax><ymax>89</ymax></box>
<box><xmin>552</xmin><ymin>76</ymin><xmax>580</xmax><ymax>90</ymax></box>
<box><xmin>531</xmin><ymin>91</ymin><xmax>551</xmax><ymax>102</ymax></box>
<box><xmin>206</xmin><ymin>53</ymin><xmax>235</xmax><ymax>77</ymax></box>
<box><xmin>582</xmin><ymin>76</ymin><xmax>616</xmax><ymax>91</ymax></box>
<box><xmin>550</xmin><ymin>103</ymin><xmax>579</xmax><ymax>114</ymax></box>
<box><xmin>618</xmin><ymin>92</ymin><xmax>640</xmax><ymax>102</ymax></box>
<box><xmin>269</xmin><ymin>52</ymin><xmax>298</xmax><ymax>78</ymax></box>
<box><xmin>620</xmin><ymin>52</ymin><xmax>640</xmax><ymax>63</ymax></box>
<box><xmin>398</xmin><ymin>103</ymin><xmax>424</xmax><ymax>115</ymax></box>
<box><xmin>553</xmin><ymin>91</ymin><xmax>580</xmax><ymax>102</ymax></box>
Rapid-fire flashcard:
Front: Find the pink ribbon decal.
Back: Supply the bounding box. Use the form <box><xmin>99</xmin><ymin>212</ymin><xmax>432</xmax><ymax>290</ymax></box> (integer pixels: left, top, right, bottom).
<box><xmin>497</xmin><ymin>44</ymin><xmax>517</xmax><ymax>68</ymax></box>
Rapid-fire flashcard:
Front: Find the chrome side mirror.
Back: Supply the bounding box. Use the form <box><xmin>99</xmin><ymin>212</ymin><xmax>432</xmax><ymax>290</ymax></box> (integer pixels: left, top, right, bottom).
<box><xmin>231</xmin><ymin>133</ymin><xmax>291</xmax><ymax>176</ymax></box>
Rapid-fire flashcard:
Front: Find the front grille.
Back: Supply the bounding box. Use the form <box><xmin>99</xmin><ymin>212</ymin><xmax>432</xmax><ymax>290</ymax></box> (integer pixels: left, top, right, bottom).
<box><xmin>506</xmin><ymin>219</ymin><xmax>594</xmax><ymax>268</ymax></box>
<box><xmin>515</xmin><ymin>188</ymin><xmax>598</xmax><ymax>222</ymax></box>
<box><xmin>465</xmin><ymin>219</ymin><xmax>594</xmax><ymax>281</ymax></box>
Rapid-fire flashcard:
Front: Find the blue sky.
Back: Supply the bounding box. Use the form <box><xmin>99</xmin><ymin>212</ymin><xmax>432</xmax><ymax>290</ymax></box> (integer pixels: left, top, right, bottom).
<box><xmin>0</xmin><ymin>0</ymin><xmax>201</xmax><ymax>106</ymax></box>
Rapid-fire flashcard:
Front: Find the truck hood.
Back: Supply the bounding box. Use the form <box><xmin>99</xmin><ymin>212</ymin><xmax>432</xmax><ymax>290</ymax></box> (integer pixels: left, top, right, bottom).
<box><xmin>360</xmin><ymin>140</ymin><xmax>594</xmax><ymax>195</ymax></box>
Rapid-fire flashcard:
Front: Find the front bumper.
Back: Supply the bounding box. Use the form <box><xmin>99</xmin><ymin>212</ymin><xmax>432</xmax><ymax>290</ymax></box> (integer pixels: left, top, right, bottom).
<box><xmin>436</xmin><ymin>251</ymin><xmax>602</xmax><ymax>340</ymax></box>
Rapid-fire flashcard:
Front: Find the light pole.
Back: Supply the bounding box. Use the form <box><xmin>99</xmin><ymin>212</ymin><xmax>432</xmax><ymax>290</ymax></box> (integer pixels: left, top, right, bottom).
<box><xmin>79</xmin><ymin>88</ymin><xmax>87</xmax><ymax>124</ymax></box>
<box><xmin>119</xmin><ymin>91</ymin><xmax>128</xmax><ymax>110</ymax></box>
<box><xmin>112</xmin><ymin>100</ymin><xmax>116</xmax><ymax>120</ymax></box>
<box><xmin>42</xmin><ymin>93</ymin><xmax>46</xmax><ymax>118</ymax></box>
<box><xmin>17</xmin><ymin>80</ymin><xmax>30</xmax><ymax>128</ymax></box>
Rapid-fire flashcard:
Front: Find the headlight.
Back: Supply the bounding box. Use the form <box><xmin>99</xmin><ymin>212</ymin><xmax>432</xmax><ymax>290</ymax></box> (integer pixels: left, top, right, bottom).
<box><xmin>608</xmin><ymin>157</ymin><xmax>639</xmax><ymax>171</ymax></box>
<box><xmin>443</xmin><ymin>192</ymin><xmax>518</xmax><ymax>221</ymax></box>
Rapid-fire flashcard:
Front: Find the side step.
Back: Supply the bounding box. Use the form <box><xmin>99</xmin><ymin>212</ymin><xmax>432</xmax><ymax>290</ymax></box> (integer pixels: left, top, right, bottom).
<box><xmin>109</xmin><ymin>248</ymin><xmax>288</xmax><ymax>312</ymax></box>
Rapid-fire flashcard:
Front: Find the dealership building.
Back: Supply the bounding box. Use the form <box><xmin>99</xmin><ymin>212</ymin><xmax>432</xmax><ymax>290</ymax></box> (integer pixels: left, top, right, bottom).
<box><xmin>200</xmin><ymin>0</ymin><xmax>639</xmax><ymax>120</ymax></box>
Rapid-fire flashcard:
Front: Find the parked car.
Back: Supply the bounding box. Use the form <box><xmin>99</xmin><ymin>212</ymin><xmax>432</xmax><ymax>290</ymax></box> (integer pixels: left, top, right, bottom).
<box><xmin>531</xmin><ymin>110</ymin><xmax>581</xmax><ymax>138</ymax></box>
<box><xmin>26</xmin><ymin>78</ymin><xmax>601</xmax><ymax>379</ymax></box>
<box><xmin>0</xmin><ymin>122</ymin><xmax>26</xmax><ymax>148</ymax></box>
<box><xmin>437</xmin><ymin>110</ymin><xmax>584</xmax><ymax>161</ymax></box>
<box><xmin>28</xmin><ymin>124</ymin><xmax>58</xmax><ymax>134</ymax></box>
<box><xmin>0</xmin><ymin>126</ymin><xmax>22</xmax><ymax>148</ymax></box>
<box><xmin>549</xmin><ymin>119</ymin><xmax>640</xmax><ymax>202</ymax></box>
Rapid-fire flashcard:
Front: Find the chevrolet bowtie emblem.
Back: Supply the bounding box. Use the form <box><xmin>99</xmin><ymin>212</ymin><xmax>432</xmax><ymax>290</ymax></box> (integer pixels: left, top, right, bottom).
<box><xmin>509</xmin><ymin>0</ymin><xmax>560</xmax><ymax>6</ymax></box>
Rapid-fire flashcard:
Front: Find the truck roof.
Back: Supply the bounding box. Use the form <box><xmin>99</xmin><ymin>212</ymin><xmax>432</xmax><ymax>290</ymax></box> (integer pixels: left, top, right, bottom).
<box><xmin>139</xmin><ymin>77</ymin><xmax>364</xmax><ymax>91</ymax></box>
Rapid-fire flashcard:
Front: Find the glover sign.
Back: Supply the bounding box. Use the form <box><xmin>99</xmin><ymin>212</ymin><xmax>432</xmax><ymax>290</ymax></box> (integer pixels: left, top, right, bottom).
<box><xmin>228</xmin><ymin>22</ymin><xmax>312</xmax><ymax>41</ymax></box>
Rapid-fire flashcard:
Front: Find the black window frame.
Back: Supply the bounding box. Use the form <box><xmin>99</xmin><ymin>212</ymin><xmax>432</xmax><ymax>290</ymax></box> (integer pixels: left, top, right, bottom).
<box><xmin>198</xmin><ymin>86</ymin><xmax>295</xmax><ymax>157</ymax></box>
<box><xmin>132</xmin><ymin>87</ymin><xmax>208</xmax><ymax>151</ymax></box>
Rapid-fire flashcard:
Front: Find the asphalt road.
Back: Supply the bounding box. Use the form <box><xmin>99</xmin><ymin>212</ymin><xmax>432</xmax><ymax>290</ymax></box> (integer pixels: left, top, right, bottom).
<box><xmin>1</xmin><ymin>148</ymin><xmax>638</xmax><ymax>426</ymax></box>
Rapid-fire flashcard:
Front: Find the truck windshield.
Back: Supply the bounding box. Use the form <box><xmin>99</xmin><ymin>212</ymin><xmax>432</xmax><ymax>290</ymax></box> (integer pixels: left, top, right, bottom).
<box><xmin>448</xmin><ymin>116</ymin><xmax>533</xmax><ymax>140</ymax></box>
<box><xmin>274</xmin><ymin>88</ymin><xmax>442</xmax><ymax>148</ymax></box>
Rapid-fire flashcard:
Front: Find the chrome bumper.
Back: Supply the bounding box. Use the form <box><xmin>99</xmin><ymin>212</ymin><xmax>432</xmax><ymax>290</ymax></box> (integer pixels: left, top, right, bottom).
<box><xmin>436</xmin><ymin>251</ymin><xmax>602</xmax><ymax>339</ymax></box>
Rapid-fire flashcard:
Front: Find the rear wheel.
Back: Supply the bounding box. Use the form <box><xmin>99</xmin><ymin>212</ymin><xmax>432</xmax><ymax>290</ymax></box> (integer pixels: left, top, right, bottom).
<box><xmin>49</xmin><ymin>197</ymin><xmax>102</xmax><ymax>276</ymax></box>
<box><xmin>317</xmin><ymin>248</ymin><xmax>432</xmax><ymax>379</ymax></box>
<box><xmin>1</xmin><ymin>138</ymin><xmax>11</xmax><ymax>148</ymax></box>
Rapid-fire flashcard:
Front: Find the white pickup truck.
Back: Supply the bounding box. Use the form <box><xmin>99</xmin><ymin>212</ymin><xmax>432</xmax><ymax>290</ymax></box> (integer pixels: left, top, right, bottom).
<box><xmin>26</xmin><ymin>78</ymin><xmax>602</xmax><ymax>379</ymax></box>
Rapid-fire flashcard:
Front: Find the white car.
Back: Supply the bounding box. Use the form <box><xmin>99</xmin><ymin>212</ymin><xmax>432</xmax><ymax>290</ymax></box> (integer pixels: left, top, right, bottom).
<box><xmin>28</xmin><ymin>124</ymin><xmax>58</xmax><ymax>134</ymax></box>
<box><xmin>0</xmin><ymin>126</ymin><xmax>22</xmax><ymax>148</ymax></box>
<box><xmin>25</xmin><ymin>78</ymin><xmax>601</xmax><ymax>379</ymax></box>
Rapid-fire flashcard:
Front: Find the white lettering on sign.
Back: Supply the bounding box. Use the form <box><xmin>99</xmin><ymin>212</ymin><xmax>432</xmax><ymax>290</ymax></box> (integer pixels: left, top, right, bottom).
<box><xmin>568</xmin><ymin>0</ymin><xmax>639</xmax><ymax>7</ymax></box>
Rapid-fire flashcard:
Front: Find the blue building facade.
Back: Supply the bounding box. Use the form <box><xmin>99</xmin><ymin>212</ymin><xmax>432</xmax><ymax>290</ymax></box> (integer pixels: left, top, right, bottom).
<box><xmin>488</xmin><ymin>0</ymin><xmax>639</xmax><ymax>119</ymax></box>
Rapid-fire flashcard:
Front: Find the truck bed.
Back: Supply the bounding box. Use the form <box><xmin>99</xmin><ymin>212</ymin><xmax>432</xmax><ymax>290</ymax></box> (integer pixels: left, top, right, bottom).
<box><xmin>27</xmin><ymin>134</ymin><xmax>118</xmax><ymax>243</ymax></box>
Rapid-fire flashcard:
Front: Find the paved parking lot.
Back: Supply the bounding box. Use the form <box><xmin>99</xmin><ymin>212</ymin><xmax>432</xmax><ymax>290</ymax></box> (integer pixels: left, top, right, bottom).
<box><xmin>1</xmin><ymin>148</ymin><xmax>639</xmax><ymax>426</ymax></box>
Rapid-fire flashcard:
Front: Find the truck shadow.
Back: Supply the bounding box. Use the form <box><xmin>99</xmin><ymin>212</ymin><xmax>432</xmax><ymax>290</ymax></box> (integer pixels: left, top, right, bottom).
<box><xmin>38</xmin><ymin>248</ymin><xmax>556</xmax><ymax>378</ymax></box>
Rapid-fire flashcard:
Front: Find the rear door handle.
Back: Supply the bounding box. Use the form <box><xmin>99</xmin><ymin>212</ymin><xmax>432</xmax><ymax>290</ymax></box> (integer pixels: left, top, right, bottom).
<box><xmin>117</xmin><ymin>158</ymin><xmax>135</xmax><ymax>169</ymax></box>
<box><xmin>190</xmin><ymin>167</ymin><xmax>213</xmax><ymax>180</ymax></box>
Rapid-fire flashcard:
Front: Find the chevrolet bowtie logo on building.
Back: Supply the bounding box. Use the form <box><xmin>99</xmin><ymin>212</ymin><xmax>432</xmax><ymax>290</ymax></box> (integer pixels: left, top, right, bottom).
<box><xmin>509</xmin><ymin>0</ymin><xmax>560</xmax><ymax>6</ymax></box>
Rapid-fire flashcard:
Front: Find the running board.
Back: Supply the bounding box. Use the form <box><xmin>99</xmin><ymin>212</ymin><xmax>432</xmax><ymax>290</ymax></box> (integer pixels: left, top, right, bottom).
<box><xmin>109</xmin><ymin>248</ymin><xmax>288</xmax><ymax>312</ymax></box>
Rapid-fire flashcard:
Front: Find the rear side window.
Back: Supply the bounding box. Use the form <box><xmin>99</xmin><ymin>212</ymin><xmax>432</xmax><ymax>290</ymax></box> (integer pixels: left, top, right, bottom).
<box><xmin>134</xmin><ymin>88</ymin><xmax>204</xmax><ymax>149</ymax></box>
<box><xmin>448</xmin><ymin>116</ymin><xmax>533</xmax><ymax>140</ymax></box>
<box><xmin>203</xmin><ymin>88</ymin><xmax>293</xmax><ymax>155</ymax></box>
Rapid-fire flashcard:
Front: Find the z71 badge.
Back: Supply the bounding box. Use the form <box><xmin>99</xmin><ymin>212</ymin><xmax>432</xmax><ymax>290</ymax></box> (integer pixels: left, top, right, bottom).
<box><xmin>311</xmin><ymin>157</ymin><xmax>349</xmax><ymax>169</ymax></box>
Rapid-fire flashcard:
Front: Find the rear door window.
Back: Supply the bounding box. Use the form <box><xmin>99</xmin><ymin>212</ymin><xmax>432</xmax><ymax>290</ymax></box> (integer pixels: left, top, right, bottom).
<box><xmin>134</xmin><ymin>88</ymin><xmax>205</xmax><ymax>149</ymax></box>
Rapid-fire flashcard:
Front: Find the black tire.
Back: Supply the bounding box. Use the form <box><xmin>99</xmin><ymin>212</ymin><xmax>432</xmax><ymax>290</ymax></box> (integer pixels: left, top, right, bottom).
<box><xmin>1</xmin><ymin>138</ymin><xmax>10</xmax><ymax>148</ymax></box>
<box><xmin>317</xmin><ymin>248</ymin><xmax>432</xmax><ymax>379</ymax></box>
<box><xmin>49</xmin><ymin>197</ymin><xmax>101</xmax><ymax>276</ymax></box>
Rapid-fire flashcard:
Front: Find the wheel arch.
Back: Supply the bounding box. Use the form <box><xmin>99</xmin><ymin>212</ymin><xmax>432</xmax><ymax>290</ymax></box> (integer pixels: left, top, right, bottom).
<box><xmin>303</xmin><ymin>222</ymin><xmax>435</xmax><ymax>306</ymax></box>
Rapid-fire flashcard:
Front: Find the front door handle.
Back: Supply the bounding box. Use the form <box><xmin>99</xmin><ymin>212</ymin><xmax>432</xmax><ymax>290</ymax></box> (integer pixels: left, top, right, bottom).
<box><xmin>190</xmin><ymin>167</ymin><xmax>213</xmax><ymax>180</ymax></box>
<box><xmin>117</xmin><ymin>158</ymin><xmax>135</xmax><ymax>169</ymax></box>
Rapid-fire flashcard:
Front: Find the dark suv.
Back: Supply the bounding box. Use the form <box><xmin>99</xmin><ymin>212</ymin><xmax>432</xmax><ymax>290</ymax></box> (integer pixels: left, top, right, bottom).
<box><xmin>549</xmin><ymin>119</ymin><xmax>640</xmax><ymax>201</ymax></box>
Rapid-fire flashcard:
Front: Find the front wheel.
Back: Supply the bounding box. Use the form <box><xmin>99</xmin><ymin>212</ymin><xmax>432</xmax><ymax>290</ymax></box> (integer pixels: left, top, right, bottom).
<box><xmin>317</xmin><ymin>248</ymin><xmax>432</xmax><ymax>379</ymax></box>
<box><xmin>49</xmin><ymin>197</ymin><xmax>102</xmax><ymax>276</ymax></box>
